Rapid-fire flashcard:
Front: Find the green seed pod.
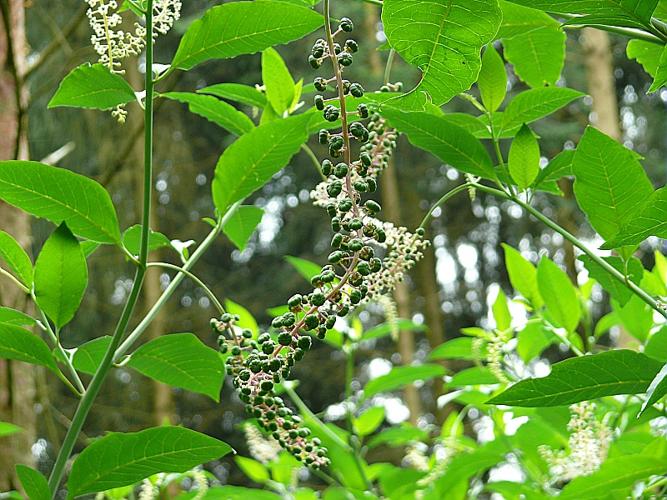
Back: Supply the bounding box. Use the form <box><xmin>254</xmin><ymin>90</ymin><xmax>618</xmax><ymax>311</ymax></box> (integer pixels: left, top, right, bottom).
<box><xmin>311</xmin><ymin>274</ymin><xmax>323</xmax><ymax>287</ymax></box>
<box><xmin>321</xmin><ymin>159</ymin><xmax>333</xmax><ymax>176</ymax></box>
<box><xmin>239</xmin><ymin>370</ymin><xmax>251</xmax><ymax>381</ymax></box>
<box><xmin>262</xmin><ymin>342</ymin><xmax>274</xmax><ymax>355</ymax></box>
<box><xmin>250</xmin><ymin>360</ymin><xmax>262</xmax><ymax>373</ymax></box>
<box><xmin>348</xmin><ymin>239</ymin><xmax>363</xmax><ymax>252</ymax></box>
<box><xmin>353</xmin><ymin>180</ymin><xmax>368</xmax><ymax>192</ymax></box>
<box><xmin>278</xmin><ymin>332</ymin><xmax>292</xmax><ymax>346</ymax></box>
<box><xmin>338</xmin><ymin>198</ymin><xmax>353</xmax><ymax>212</ymax></box>
<box><xmin>340</xmin><ymin>17</ymin><xmax>354</xmax><ymax>32</ymax></box>
<box><xmin>357</xmin><ymin>262</ymin><xmax>371</xmax><ymax>276</ymax></box>
<box><xmin>360</xmin><ymin>152</ymin><xmax>372</xmax><ymax>166</ymax></box>
<box><xmin>367</xmin><ymin>178</ymin><xmax>378</xmax><ymax>192</ymax></box>
<box><xmin>219</xmin><ymin>342</ymin><xmax>228</xmax><ymax>354</ymax></box>
<box><xmin>329</xmin><ymin>136</ymin><xmax>344</xmax><ymax>151</ymax></box>
<box><xmin>376</xmin><ymin>228</ymin><xmax>387</xmax><ymax>243</ymax></box>
<box><xmin>349</xmin><ymin>218</ymin><xmax>363</xmax><ymax>230</ymax></box>
<box><xmin>231</xmin><ymin>346</ymin><xmax>241</xmax><ymax>356</ymax></box>
<box><xmin>416</xmin><ymin>227</ymin><xmax>426</xmax><ymax>237</ymax></box>
<box><xmin>323</xmin><ymin>105</ymin><xmax>340</xmax><ymax>122</ymax></box>
<box><xmin>269</xmin><ymin>358</ymin><xmax>282</xmax><ymax>372</ymax></box>
<box><xmin>350</xmin><ymin>289</ymin><xmax>362</xmax><ymax>304</ymax></box>
<box><xmin>326</xmin><ymin>203</ymin><xmax>337</xmax><ymax>217</ymax></box>
<box><xmin>312</xmin><ymin>44</ymin><xmax>325</xmax><ymax>58</ymax></box>
<box><xmin>325</xmin><ymin>316</ymin><xmax>336</xmax><ymax>329</ymax></box>
<box><xmin>271</xmin><ymin>317</ymin><xmax>284</xmax><ymax>329</ymax></box>
<box><xmin>328</xmin><ymin>250</ymin><xmax>345</xmax><ymax>263</ymax></box>
<box><xmin>331</xmin><ymin>217</ymin><xmax>342</xmax><ymax>232</ymax></box>
<box><xmin>282</xmin><ymin>312</ymin><xmax>296</xmax><ymax>326</ymax></box>
<box><xmin>331</xmin><ymin>233</ymin><xmax>343</xmax><ymax>248</ymax></box>
<box><xmin>321</xmin><ymin>270</ymin><xmax>336</xmax><ymax>283</ymax></box>
<box><xmin>333</xmin><ymin>42</ymin><xmax>342</xmax><ymax>54</ymax></box>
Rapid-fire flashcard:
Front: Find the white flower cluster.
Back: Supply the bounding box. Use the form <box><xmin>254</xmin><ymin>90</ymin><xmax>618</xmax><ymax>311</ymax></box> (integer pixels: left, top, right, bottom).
<box><xmin>487</xmin><ymin>329</ymin><xmax>512</xmax><ymax>383</ymax></box>
<box><xmin>244</xmin><ymin>423</ymin><xmax>282</xmax><ymax>464</ymax></box>
<box><xmin>153</xmin><ymin>0</ymin><xmax>182</xmax><ymax>36</ymax></box>
<box><xmin>539</xmin><ymin>401</ymin><xmax>611</xmax><ymax>483</ymax></box>
<box><xmin>403</xmin><ymin>443</ymin><xmax>430</xmax><ymax>471</ymax></box>
<box><xmin>137</xmin><ymin>478</ymin><xmax>157</xmax><ymax>500</ymax></box>
<box><xmin>190</xmin><ymin>468</ymin><xmax>209</xmax><ymax>500</ymax></box>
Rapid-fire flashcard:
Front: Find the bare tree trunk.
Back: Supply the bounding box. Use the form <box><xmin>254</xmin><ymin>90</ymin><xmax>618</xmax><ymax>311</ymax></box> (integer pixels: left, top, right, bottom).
<box><xmin>126</xmin><ymin>62</ymin><xmax>174</xmax><ymax>426</ymax></box>
<box><xmin>381</xmin><ymin>163</ymin><xmax>423</xmax><ymax>425</ymax></box>
<box><xmin>0</xmin><ymin>0</ymin><xmax>37</xmax><ymax>489</ymax></box>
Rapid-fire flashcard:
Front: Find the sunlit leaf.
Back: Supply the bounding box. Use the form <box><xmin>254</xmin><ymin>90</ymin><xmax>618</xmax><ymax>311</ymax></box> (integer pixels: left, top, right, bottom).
<box><xmin>0</xmin><ymin>230</ymin><xmax>32</xmax><ymax>287</ymax></box>
<box><xmin>222</xmin><ymin>206</ymin><xmax>264</xmax><ymax>251</ymax></box>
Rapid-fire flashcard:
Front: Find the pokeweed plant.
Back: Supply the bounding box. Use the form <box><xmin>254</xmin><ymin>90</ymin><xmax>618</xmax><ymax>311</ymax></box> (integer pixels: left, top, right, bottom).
<box><xmin>1</xmin><ymin>0</ymin><xmax>667</xmax><ymax>498</ymax></box>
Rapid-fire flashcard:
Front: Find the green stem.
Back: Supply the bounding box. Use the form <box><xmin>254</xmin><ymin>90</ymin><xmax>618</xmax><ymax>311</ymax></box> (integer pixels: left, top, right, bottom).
<box><xmin>0</xmin><ymin>266</ymin><xmax>30</xmax><ymax>294</ymax></box>
<box><xmin>355</xmin><ymin>0</ymin><xmax>383</xmax><ymax>5</ymax></box>
<box><xmin>419</xmin><ymin>183</ymin><xmax>472</xmax><ymax>230</ymax></box>
<box><xmin>384</xmin><ymin>49</ymin><xmax>396</xmax><ymax>86</ymax></box>
<box><xmin>47</xmin><ymin>3</ymin><xmax>155</xmax><ymax>495</ymax></box>
<box><xmin>114</xmin><ymin>207</ymin><xmax>237</xmax><ymax>361</ymax></box>
<box><xmin>145</xmin><ymin>262</ymin><xmax>225</xmax><ymax>316</ymax></box>
<box><xmin>473</xmin><ymin>183</ymin><xmax>667</xmax><ymax>320</ymax></box>
<box><xmin>301</xmin><ymin>144</ymin><xmax>326</xmax><ymax>181</ymax></box>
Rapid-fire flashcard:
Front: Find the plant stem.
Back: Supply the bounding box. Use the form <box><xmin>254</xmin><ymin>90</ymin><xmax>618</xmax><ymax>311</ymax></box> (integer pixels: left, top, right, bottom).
<box><xmin>384</xmin><ymin>48</ymin><xmax>396</xmax><ymax>86</ymax></box>
<box><xmin>473</xmin><ymin>183</ymin><xmax>667</xmax><ymax>320</ymax></box>
<box><xmin>146</xmin><ymin>262</ymin><xmax>225</xmax><ymax>316</ymax></box>
<box><xmin>114</xmin><ymin>207</ymin><xmax>237</xmax><ymax>360</ymax></box>
<box><xmin>419</xmin><ymin>183</ymin><xmax>472</xmax><ymax>230</ymax></box>
<box><xmin>47</xmin><ymin>4</ymin><xmax>155</xmax><ymax>495</ymax></box>
<box><xmin>0</xmin><ymin>266</ymin><xmax>29</xmax><ymax>293</ymax></box>
<box><xmin>301</xmin><ymin>144</ymin><xmax>327</xmax><ymax>181</ymax></box>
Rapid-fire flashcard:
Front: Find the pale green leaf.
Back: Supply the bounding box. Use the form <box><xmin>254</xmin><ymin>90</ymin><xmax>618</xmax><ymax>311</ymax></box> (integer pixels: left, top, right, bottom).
<box><xmin>121</xmin><ymin>225</ymin><xmax>171</xmax><ymax>256</ymax></box>
<box><xmin>0</xmin><ymin>421</ymin><xmax>22</xmax><ymax>438</ymax></box>
<box><xmin>579</xmin><ymin>255</ymin><xmax>643</xmax><ymax>305</ymax></box>
<box><xmin>492</xmin><ymin>288</ymin><xmax>512</xmax><ymax>331</ymax></box>
<box><xmin>235</xmin><ymin>456</ymin><xmax>269</xmax><ymax>483</ymax></box>
<box><xmin>262</xmin><ymin>48</ymin><xmax>295</xmax><ymax>115</ymax></box>
<box><xmin>353</xmin><ymin>407</ymin><xmax>385</xmax><ymax>437</ymax></box>
<box><xmin>603</xmin><ymin>187</ymin><xmax>667</xmax><ymax>248</ymax></box>
<box><xmin>502</xmin><ymin>244</ymin><xmax>542</xmax><ymax>307</ymax></box>
<box><xmin>222</xmin><ymin>206</ymin><xmax>264</xmax><ymax>251</ymax></box>
<box><xmin>534</xmin><ymin>149</ymin><xmax>574</xmax><ymax>188</ymax></box>
<box><xmin>645</xmin><ymin>326</ymin><xmax>667</xmax><ymax>362</ymax></box>
<box><xmin>627</xmin><ymin>39</ymin><xmax>663</xmax><ymax>78</ymax></box>
<box><xmin>382</xmin><ymin>108</ymin><xmax>496</xmax><ymax>179</ymax></box>
<box><xmin>648</xmin><ymin>45</ymin><xmax>667</xmax><ymax>93</ymax></box>
<box><xmin>72</xmin><ymin>336</ymin><xmax>112</xmax><ymax>375</ymax></box>
<box><xmin>0</xmin><ymin>307</ymin><xmax>36</xmax><ymax>327</ymax></box>
<box><xmin>224</xmin><ymin>299</ymin><xmax>259</xmax><ymax>339</ymax></box>
<box><xmin>212</xmin><ymin>114</ymin><xmax>311</xmax><ymax>214</ymax></box>
<box><xmin>0</xmin><ymin>230</ymin><xmax>32</xmax><ymax>287</ymax></box>
<box><xmin>34</xmin><ymin>224</ymin><xmax>88</xmax><ymax>328</ymax></box>
<box><xmin>364</xmin><ymin>364</ymin><xmax>445</xmax><ymax>399</ymax></box>
<box><xmin>501</xmin><ymin>87</ymin><xmax>584</xmax><ymax>134</ymax></box>
<box><xmin>161</xmin><ymin>92</ymin><xmax>255</xmax><ymax>136</ymax></box>
<box><xmin>508</xmin><ymin>124</ymin><xmax>540</xmax><ymax>189</ymax></box>
<box><xmin>572</xmin><ymin>127</ymin><xmax>654</xmax><ymax>241</ymax></box>
<box><xmin>285</xmin><ymin>255</ymin><xmax>322</xmax><ymax>281</ymax></box>
<box><xmin>0</xmin><ymin>324</ymin><xmax>58</xmax><ymax>374</ymax></box>
<box><xmin>67</xmin><ymin>426</ymin><xmax>233</xmax><ymax>497</ymax></box>
<box><xmin>537</xmin><ymin>257</ymin><xmax>580</xmax><ymax>333</ymax></box>
<box><xmin>488</xmin><ymin>349</ymin><xmax>666</xmax><ymax>406</ymax></box>
<box><xmin>0</xmin><ymin>161</ymin><xmax>121</xmax><ymax>244</ymax></box>
<box><xmin>429</xmin><ymin>337</ymin><xmax>486</xmax><ymax>361</ymax></box>
<box><xmin>198</xmin><ymin>83</ymin><xmax>268</xmax><ymax>108</ymax></box>
<box><xmin>516</xmin><ymin>321</ymin><xmax>558</xmax><ymax>362</ymax></box>
<box><xmin>127</xmin><ymin>333</ymin><xmax>225</xmax><ymax>401</ymax></box>
<box><xmin>48</xmin><ymin>63</ymin><xmax>136</xmax><ymax>110</ymax></box>
<box><xmin>448</xmin><ymin>366</ymin><xmax>500</xmax><ymax>386</ymax></box>
<box><xmin>503</xmin><ymin>29</ymin><xmax>565</xmax><ymax>88</ymax></box>
<box><xmin>16</xmin><ymin>465</ymin><xmax>49</xmax><ymax>500</ymax></box>
<box><xmin>478</xmin><ymin>45</ymin><xmax>507</xmax><ymax>113</ymax></box>
<box><xmin>172</xmin><ymin>1</ymin><xmax>323</xmax><ymax>70</ymax></box>
<box><xmin>382</xmin><ymin>0</ymin><xmax>502</xmax><ymax>107</ymax></box>
<box><xmin>367</xmin><ymin>425</ymin><xmax>429</xmax><ymax>449</ymax></box>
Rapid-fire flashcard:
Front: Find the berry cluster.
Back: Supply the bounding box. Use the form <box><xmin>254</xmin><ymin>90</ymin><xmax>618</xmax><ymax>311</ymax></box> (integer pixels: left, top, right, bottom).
<box><xmin>213</xmin><ymin>12</ymin><xmax>428</xmax><ymax>469</ymax></box>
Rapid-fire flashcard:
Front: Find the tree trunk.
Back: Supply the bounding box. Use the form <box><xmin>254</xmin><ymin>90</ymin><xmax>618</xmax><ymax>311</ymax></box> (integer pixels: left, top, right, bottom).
<box><xmin>0</xmin><ymin>0</ymin><xmax>37</xmax><ymax>489</ymax></box>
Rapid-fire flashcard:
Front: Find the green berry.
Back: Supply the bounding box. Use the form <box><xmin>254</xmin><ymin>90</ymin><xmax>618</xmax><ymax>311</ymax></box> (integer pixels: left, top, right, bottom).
<box><xmin>340</xmin><ymin>17</ymin><xmax>354</xmax><ymax>32</ymax></box>
<box><xmin>278</xmin><ymin>332</ymin><xmax>292</xmax><ymax>346</ymax></box>
<box><xmin>345</xmin><ymin>39</ymin><xmax>359</xmax><ymax>53</ymax></box>
<box><xmin>288</xmin><ymin>294</ymin><xmax>303</xmax><ymax>309</ymax></box>
<box><xmin>298</xmin><ymin>336</ymin><xmax>313</xmax><ymax>350</ymax></box>
<box><xmin>311</xmin><ymin>292</ymin><xmax>326</xmax><ymax>306</ymax></box>
<box><xmin>364</xmin><ymin>200</ymin><xmax>381</xmax><ymax>214</ymax></box>
<box><xmin>327</xmin><ymin>181</ymin><xmax>343</xmax><ymax>197</ymax></box>
<box><xmin>304</xmin><ymin>314</ymin><xmax>320</xmax><ymax>330</ymax></box>
<box><xmin>349</xmin><ymin>83</ymin><xmax>364</xmax><ymax>97</ymax></box>
<box><xmin>334</xmin><ymin>162</ymin><xmax>349</xmax><ymax>178</ymax></box>
<box><xmin>338</xmin><ymin>53</ymin><xmax>353</xmax><ymax>67</ymax></box>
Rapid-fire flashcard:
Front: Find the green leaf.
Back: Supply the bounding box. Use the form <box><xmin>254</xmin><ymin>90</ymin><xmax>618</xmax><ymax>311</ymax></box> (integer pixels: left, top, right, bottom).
<box><xmin>559</xmin><ymin>456</ymin><xmax>666</xmax><ymax>499</ymax></box>
<box><xmin>0</xmin><ymin>230</ymin><xmax>32</xmax><ymax>287</ymax></box>
<box><xmin>181</xmin><ymin>487</ymin><xmax>280</xmax><ymax>500</ymax></box>
<box><xmin>72</xmin><ymin>336</ymin><xmax>112</xmax><ymax>375</ymax></box>
<box><xmin>537</xmin><ymin>257</ymin><xmax>580</xmax><ymax>333</ymax></box>
<box><xmin>0</xmin><ymin>324</ymin><xmax>58</xmax><ymax>374</ymax></box>
<box><xmin>501</xmin><ymin>2</ymin><xmax>566</xmax><ymax>88</ymax></box>
<box><xmin>362</xmin><ymin>319</ymin><xmax>428</xmax><ymax>341</ymax></box>
<box><xmin>16</xmin><ymin>465</ymin><xmax>49</xmax><ymax>500</ymax></box>
<box><xmin>127</xmin><ymin>333</ymin><xmax>225</xmax><ymax>401</ymax></box>
<box><xmin>121</xmin><ymin>225</ymin><xmax>171</xmax><ymax>256</ymax></box>
<box><xmin>478</xmin><ymin>45</ymin><xmax>507</xmax><ymax>113</ymax></box>
<box><xmin>643</xmin><ymin>362</ymin><xmax>667</xmax><ymax>410</ymax></box>
<box><xmin>501</xmin><ymin>87</ymin><xmax>584</xmax><ymax>134</ymax></box>
<box><xmin>224</xmin><ymin>299</ymin><xmax>259</xmax><ymax>339</ymax></box>
<box><xmin>198</xmin><ymin>83</ymin><xmax>268</xmax><ymax>108</ymax></box>
<box><xmin>492</xmin><ymin>288</ymin><xmax>512</xmax><ymax>331</ymax></box>
<box><xmin>364</xmin><ymin>364</ymin><xmax>445</xmax><ymax>399</ymax></box>
<box><xmin>161</xmin><ymin>92</ymin><xmax>255</xmax><ymax>136</ymax></box>
<box><xmin>429</xmin><ymin>337</ymin><xmax>485</xmax><ymax>361</ymax></box>
<box><xmin>353</xmin><ymin>407</ymin><xmax>385</xmax><ymax>437</ymax></box>
<box><xmin>367</xmin><ymin>424</ymin><xmax>429</xmax><ymax>449</ymax></box>
<box><xmin>212</xmin><ymin>114</ymin><xmax>311</xmax><ymax>214</ymax></box>
<box><xmin>516</xmin><ymin>321</ymin><xmax>558</xmax><ymax>362</ymax></box>
<box><xmin>502</xmin><ymin>244</ymin><xmax>542</xmax><ymax>307</ymax></box>
<box><xmin>578</xmin><ymin>255</ymin><xmax>643</xmax><ymax>305</ymax></box>
<box><xmin>285</xmin><ymin>255</ymin><xmax>322</xmax><ymax>281</ymax></box>
<box><xmin>448</xmin><ymin>366</ymin><xmax>500</xmax><ymax>386</ymax></box>
<box><xmin>506</xmin><ymin>0</ymin><xmax>658</xmax><ymax>30</ymax></box>
<box><xmin>0</xmin><ymin>421</ymin><xmax>22</xmax><ymax>438</ymax></box>
<box><xmin>645</xmin><ymin>325</ymin><xmax>667</xmax><ymax>362</ymax></box>
<box><xmin>0</xmin><ymin>161</ymin><xmax>121</xmax><ymax>244</ymax></box>
<box><xmin>508</xmin><ymin>124</ymin><xmax>540</xmax><ymax>190</ymax></box>
<box><xmin>172</xmin><ymin>1</ymin><xmax>323</xmax><ymax>70</ymax></box>
<box><xmin>0</xmin><ymin>307</ymin><xmax>35</xmax><ymax>327</ymax></box>
<box><xmin>67</xmin><ymin>426</ymin><xmax>233</xmax><ymax>497</ymax></box>
<box><xmin>48</xmin><ymin>63</ymin><xmax>136</xmax><ymax>110</ymax></box>
<box><xmin>603</xmin><ymin>187</ymin><xmax>667</xmax><ymax>248</ymax></box>
<box><xmin>235</xmin><ymin>456</ymin><xmax>269</xmax><ymax>483</ymax></box>
<box><xmin>382</xmin><ymin>108</ymin><xmax>496</xmax><ymax>179</ymax></box>
<box><xmin>434</xmin><ymin>441</ymin><xmax>509</xmax><ymax>494</ymax></box>
<box><xmin>627</xmin><ymin>39</ymin><xmax>663</xmax><ymax>78</ymax></box>
<box><xmin>222</xmin><ymin>206</ymin><xmax>264</xmax><ymax>251</ymax></box>
<box><xmin>262</xmin><ymin>48</ymin><xmax>296</xmax><ymax>115</ymax></box>
<box><xmin>534</xmin><ymin>149</ymin><xmax>574</xmax><ymax>188</ymax></box>
<box><xmin>34</xmin><ymin>224</ymin><xmax>88</xmax><ymax>328</ymax></box>
<box><xmin>488</xmin><ymin>349</ymin><xmax>666</xmax><ymax>406</ymax></box>
<box><xmin>572</xmin><ymin>127</ymin><xmax>654</xmax><ymax>241</ymax></box>
<box><xmin>382</xmin><ymin>0</ymin><xmax>502</xmax><ymax>107</ymax></box>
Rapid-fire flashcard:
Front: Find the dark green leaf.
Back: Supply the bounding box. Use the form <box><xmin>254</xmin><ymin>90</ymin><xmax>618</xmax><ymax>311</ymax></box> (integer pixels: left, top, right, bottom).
<box><xmin>508</xmin><ymin>124</ymin><xmax>540</xmax><ymax>189</ymax></box>
<box><xmin>172</xmin><ymin>1</ymin><xmax>323</xmax><ymax>70</ymax></box>
<box><xmin>121</xmin><ymin>225</ymin><xmax>171</xmax><ymax>256</ymax></box>
<box><xmin>0</xmin><ymin>161</ymin><xmax>121</xmax><ymax>244</ymax></box>
<box><xmin>603</xmin><ymin>187</ymin><xmax>667</xmax><ymax>248</ymax></box>
<box><xmin>127</xmin><ymin>333</ymin><xmax>225</xmax><ymax>401</ymax></box>
<box><xmin>198</xmin><ymin>83</ymin><xmax>268</xmax><ymax>108</ymax></box>
<box><xmin>573</xmin><ymin>127</ymin><xmax>654</xmax><ymax>241</ymax></box>
<box><xmin>488</xmin><ymin>350</ymin><xmax>666</xmax><ymax>406</ymax></box>
<box><xmin>0</xmin><ymin>230</ymin><xmax>32</xmax><ymax>287</ymax></box>
<box><xmin>212</xmin><ymin>114</ymin><xmax>311</xmax><ymax>214</ymax></box>
<box><xmin>34</xmin><ymin>224</ymin><xmax>88</xmax><ymax>328</ymax></box>
<box><xmin>67</xmin><ymin>426</ymin><xmax>233</xmax><ymax>497</ymax></box>
<box><xmin>161</xmin><ymin>92</ymin><xmax>255</xmax><ymax>136</ymax></box>
<box><xmin>478</xmin><ymin>45</ymin><xmax>507</xmax><ymax>113</ymax></box>
<box><xmin>222</xmin><ymin>206</ymin><xmax>264</xmax><ymax>251</ymax></box>
<box><xmin>382</xmin><ymin>0</ymin><xmax>502</xmax><ymax>107</ymax></box>
<box><xmin>0</xmin><ymin>324</ymin><xmax>58</xmax><ymax>374</ymax></box>
<box><xmin>501</xmin><ymin>87</ymin><xmax>584</xmax><ymax>134</ymax></box>
<box><xmin>645</xmin><ymin>325</ymin><xmax>667</xmax><ymax>362</ymax></box>
<box><xmin>643</xmin><ymin>362</ymin><xmax>667</xmax><ymax>410</ymax></box>
<box><xmin>180</xmin><ymin>486</ymin><xmax>280</xmax><ymax>500</ymax></box>
<box><xmin>382</xmin><ymin>108</ymin><xmax>496</xmax><ymax>179</ymax></box>
<box><xmin>537</xmin><ymin>257</ymin><xmax>580</xmax><ymax>333</ymax></box>
<box><xmin>72</xmin><ymin>336</ymin><xmax>112</xmax><ymax>375</ymax></box>
<box><xmin>48</xmin><ymin>63</ymin><xmax>136</xmax><ymax>110</ymax></box>
<box><xmin>16</xmin><ymin>465</ymin><xmax>49</xmax><ymax>500</ymax></box>
<box><xmin>579</xmin><ymin>255</ymin><xmax>643</xmax><ymax>305</ymax></box>
<box><xmin>0</xmin><ymin>307</ymin><xmax>36</xmax><ymax>327</ymax></box>
<box><xmin>364</xmin><ymin>364</ymin><xmax>445</xmax><ymax>399</ymax></box>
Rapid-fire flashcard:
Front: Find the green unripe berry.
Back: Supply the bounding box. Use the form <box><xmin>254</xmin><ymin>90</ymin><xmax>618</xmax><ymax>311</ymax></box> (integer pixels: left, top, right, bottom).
<box><xmin>349</xmin><ymin>218</ymin><xmax>363</xmax><ymax>230</ymax></box>
<box><xmin>242</xmin><ymin>329</ymin><xmax>253</xmax><ymax>339</ymax></box>
<box><xmin>231</xmin><ymin>346</ymin><xmax>241</xmax><ymax>356</ymax></box>
<box><xmin>338</xmin><ymin>53</ymin><xmax>353</xmax><ymax>66</ymax></box>
<box><xmin>269</xmin><ymin>358</ymin><xmax>282</xmax><ymax>372</ymax></box>
<box><xmin>331</xmin><ymin>217</ymin><xmax>342</xmax><ymax>232</ymax></box>
<box><xmin>337</xmin><ymin>304</ymin><xmax>350</xmax><ymax>317</ymax></box>
<box><xmin>340</xmin><ymin>17</ymin><xmax>354</xmax><ymax>32</ymax></box>
<box><xmin>326</xmin><ymin>316</ymin><xmax>336</xmax><ymax>329</ymax></box>
<box><xmin>364</xmin><ymin>200</ymin><xmax>381</xmax><ymax>214</ymax></box>
<box><xmin>314</xmin><ymin>95</ymin><xmax>325</xmax><ymax>110</ymax></box>
<box><xmin>350</xmin><ymin>289</ymin><xmax>362</xmax><ymax>304</ymax></box>
<box><xmin>345</xmin><ymin>39</ymin><xmax>359</xmax><ymax>53</ymax></box>
<box><xmin>327</xmin><ymin>181</ymin><xmax>343</xmax><ymax>197</ymax></box>
<box><xmin>349</xmin><ymin>83</ymin><xmax>364</xmax><ymax>97</ymax></box>
<box><xmin>321</xmin><ymin>271</ymin><xmax>336</xmax><ymax>283</ymax></box>
<box><xmin>326</xmin><ymin>203</ymin><xmax>337</xmax><ymax>217</ymax></box>
<box><xmin>298</xmin><ymin>336</ymin><xmax>312</xmax><ymax>350</ymax></box>
<box><xmin>262</xmin><ymin>342</ymin><xmax>274</xmax><ymax>355</ymax></box>
<box><xmin>367</xmin><ymin>178</ymin><xmax>377</xmax><ymax>192</ymax></box>
<box><xmin>308</xmin><ymin>55</ymin><xmax>321</xmax><ymax>68</ymax></box>
<box><xmin>334</xmin><ymin>162</ymin><xmax>349</xmax><ymax>178</ymax></box>
<box><xmin>282</xmin><ymin>312</ymin><xmax>296</xmax><ymax>326</ymax></box>
<box><xmin>358</xmin><ymin>103</ymin><xmax>370</xmax><ymax>118</ymax></box>
<box><xmin>258</xmin><ymin>333</ymin><xmax>271</xmax><ymax>344</ymax></box>
<box><xmin>354</xmin><ymin>180</ymin><xmax>368</xmax><ymax>192</ymax></box>
<box><xmin>304</xmin><ymin>314</ymin><xmax>320</xmax><ymax>330</ymax></box>
<box><xmin>338</xmin><ymin>198</ymin><xmax>352</xmax><ymax>212</ymax></box>
<box><xmin>329</xmin><ymin>136</ymin><xmax>344</xmax><ymax>151</ymax></box>
<box><xmin>357</xmin><ymin>262</ymin><xmax>371</xmax><ymax>276</ymax></box>
<box><xmin>288</xmin><ymin>294</ymin><xmax>303</xmax><ymax>309</ymax></box>
<box><xmin>221</xmin><ymin>313</ymin><xmax>234</xmax><ymax>323</ymax></box>
<box><xmin>331</xmin><ymin>233</ymin><xmax>343</xmax><ymax>248</ymax></box>
<box><xmin>310</xmin><ymin>292</ymin><xmax>326</xmax><ymax>306</ymax></box>
<box><xmin>314</xmin><ymin>77</ymin><xmax>327</xmax><ymax>91</ymax></box>
<box><xmin>323</xmin><ymin>105</ymin><xmax>340</xmax><ymax>122</ymax></box>
<box><xmin>294</xmin><ymin>348</ymin><xmax>305</xmax><ymax>361</ymax></box>
<box><xmin>348</xmin><ymin>239</ymin><xmax>363</xmax><ymax>252</ymax></box>
<box><xmin>278</xmin><ymin>332</ymin><xmax>292</xmax><ymax>346</ymax></box>
<box><xmin>321</xmin><ymin>159</ymin><xmax>333</xmax><ymax>176</ymax></box>
<box><xmin>318</xmin><ymin>129</ymin><xmax>329</xmax><ymax>144</ymax></box>
<box><xmin>328</xmin><ymin>250</ymin><xmax>345</xmax><ymax>263</ymax></box>
<box><xmin>376</xmin><ymin>228</ymin><xmax>387</xmax><ymax>243</ymax></box>
<box><xmin>360</xmin><ymin>152</ymin><xmax>372</xmax><ymax>166</ymax></box>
